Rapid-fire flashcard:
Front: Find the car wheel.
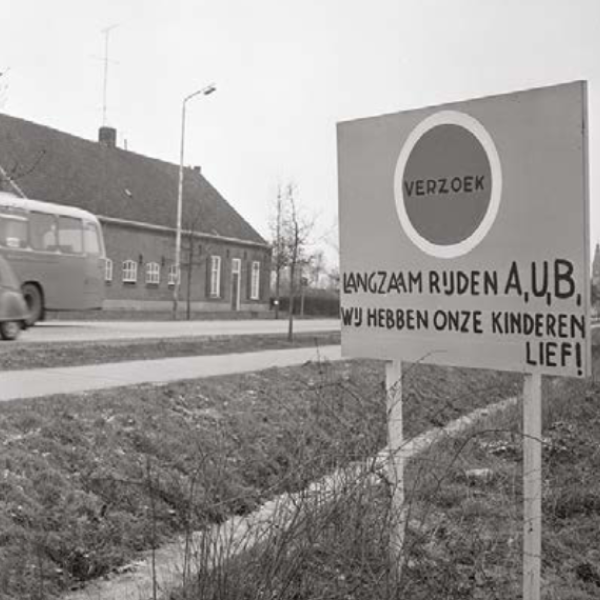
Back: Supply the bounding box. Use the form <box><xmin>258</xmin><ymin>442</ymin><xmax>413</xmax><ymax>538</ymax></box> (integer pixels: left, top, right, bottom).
<box><xmin>0</xmin><ymin>320</ymin><xmax>21</xmax><ymax>341</ymax></box>
<box><xmin>22</xmin><ymin>283</ymin><xmax>44</xmax><ymax>326</ymax></box>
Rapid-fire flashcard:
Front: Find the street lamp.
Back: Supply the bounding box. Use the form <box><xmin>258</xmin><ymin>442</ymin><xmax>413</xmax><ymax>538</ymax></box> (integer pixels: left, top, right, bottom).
<box><xmin>173</xmin><ymin>83</ymin><xmax>216</xmax><ymax>317</ymax></box>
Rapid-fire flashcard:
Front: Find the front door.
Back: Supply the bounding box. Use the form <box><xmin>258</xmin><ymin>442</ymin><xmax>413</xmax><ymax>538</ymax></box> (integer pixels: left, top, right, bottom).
<box><xmin>231</xmin><ymin>258</ymin><xmax>241</xmax><ymax>311</ymax></box>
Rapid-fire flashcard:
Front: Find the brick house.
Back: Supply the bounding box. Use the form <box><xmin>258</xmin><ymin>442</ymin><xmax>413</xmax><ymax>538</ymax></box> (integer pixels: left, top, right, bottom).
<box><xmin>0</xmin><ymin>114</ymin><xmax>271</xmax><ymax>313</ymax></box>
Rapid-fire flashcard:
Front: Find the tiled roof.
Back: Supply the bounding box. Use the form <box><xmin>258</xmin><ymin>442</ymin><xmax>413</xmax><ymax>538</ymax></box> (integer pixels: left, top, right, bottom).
<box><xmin>0</xmin><ymin>113</ymin><xmax>268</xmax><ymax>246</ymax></box>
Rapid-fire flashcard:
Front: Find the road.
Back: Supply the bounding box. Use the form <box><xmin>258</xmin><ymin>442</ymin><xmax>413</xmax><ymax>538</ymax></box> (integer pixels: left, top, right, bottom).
<box><xmin>14</xmin><ymin>318</ymin><xmax>598</xmax><ymax>344</ymax></box>
<box><xmin>17</xmin><ymin>318</ymin><xmax>340</xmax><ymax>344</ymax></box>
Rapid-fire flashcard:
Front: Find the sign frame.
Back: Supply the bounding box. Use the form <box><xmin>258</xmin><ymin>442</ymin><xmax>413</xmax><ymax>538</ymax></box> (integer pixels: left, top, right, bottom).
<box><xmin>338</xmin><ymin>80</ymin><xmax>591</xmax><ymax>379</ymax></box>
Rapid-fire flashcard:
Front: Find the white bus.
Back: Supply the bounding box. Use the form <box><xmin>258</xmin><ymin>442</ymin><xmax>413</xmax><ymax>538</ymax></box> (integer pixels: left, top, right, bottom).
<box><xmin>0</xmin><ymin>192</ymin><xmax>106</xmax><ymax>324</ymax></box>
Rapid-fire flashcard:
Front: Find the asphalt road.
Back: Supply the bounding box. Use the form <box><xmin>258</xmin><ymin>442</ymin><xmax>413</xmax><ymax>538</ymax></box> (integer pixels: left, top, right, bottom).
<box><xmin>17</xmin><ymin>318</ymin><xmax>340</xmax><ymax>344</ymax></box>
<box><xmin>14</xmin><ymin>318</ymin><xmax>599</xmax><ymax>345</ymax></box>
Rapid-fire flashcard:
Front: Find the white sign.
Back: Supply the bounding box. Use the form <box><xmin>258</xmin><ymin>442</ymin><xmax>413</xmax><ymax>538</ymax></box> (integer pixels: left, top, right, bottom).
<box><xmin>338</xmin><ymin>81</ymin><xmax>590</xmax><ymax>378</ymax></box>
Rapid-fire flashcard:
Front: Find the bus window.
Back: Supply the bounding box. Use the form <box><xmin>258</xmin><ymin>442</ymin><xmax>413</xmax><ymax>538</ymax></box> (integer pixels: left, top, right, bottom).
<box><xmin>0</xmin><ymin>214</ymin><xmax>28</xmax><ymax>249</ymax></box>
<box><xmin>30</xmin><ymin>212</ymin><xmax>58</xmax><ymax>251</ymax></box>
<box><xmin>58</xmin><ymin>216</ymin><xmax>83</xmax><ymax>254</ymax></box>
<box><xmin>83</xmin><ymin>221</ymin><xmax>102</xmax><ymax>255</ymax></box>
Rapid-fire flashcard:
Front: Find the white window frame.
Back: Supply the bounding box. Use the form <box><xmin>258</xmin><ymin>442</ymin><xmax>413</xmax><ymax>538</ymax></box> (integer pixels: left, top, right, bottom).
<box><xmin>105</xmin><ymin>258</ymin><xmax>113</xmax><ymax>282</ymax></box>
<box><xmin>231</xmin><ymin>258</ymin><xmax>242</xmax><ymax>310</ymax></box>
<box><xmin>122</xmin><ymin>259</ymin><xmax>137</xmax><ymax>283</ymax></box>
<box><xmin>250</xmin><ymin>261</ymin><xmax>261</xmax><ymax>300</ymax></box>
<box><xmin>167</xmin><ymin>264</ymin><xmax>180</xmax><ymax>286</ymax></box>
<box><xmin>145</xmin><ymin>262</ymin><xmax>160</xmax><ymax>285</ymax></box>
<box><xmin>210</xmin><ymin>255</ymin><xmax>221</xmax><ymax>298</ymax></box>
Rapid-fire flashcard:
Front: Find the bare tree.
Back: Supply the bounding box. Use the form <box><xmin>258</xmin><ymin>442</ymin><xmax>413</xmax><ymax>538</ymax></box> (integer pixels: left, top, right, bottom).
<box><xmin>282</xmin><ymin>183</ymin><xmax>314</xmax><ymax>341</ymax></box>
<box><xmin>170</xmin><ymin>183</ymin><xmax>212</xmax><ymax>320</ymax></box>
<box><xmin>325</xmin><ymin>264</ymin><xmax>341</xmax><ymax>291</ymax></box>
<box><xmin>321</xmin><ymin>214</ymin><xmax>340</xmax><ymax>291</ymax></box>
<box><xmin>268</xmin><ymin>183</ymin><xmax>289</xmax><ymax>320</ymax></box>
<box><xmin>307</xmin><ymin>249</ymin><xmax>326</xmax><ymax>288</ymax></box>
<box><xmin>182</xmin><ymin>227</ymin><xmax>210</xmax><ymax>321</ymax></box>
<box><xmin>268</xmin><ymin>181</ymin><xmax>315</xmax><ymax>334</ymax></box>
<box><xmin>0</xmin><ymin>149</ymin><xmax>46</xmax><ymax>197</ymax></box>
<box><xmin>179</xmin><ymin>206</ymin><xmax>216</xmax><ymax>321</ymax></box>
<box><xmin>0</xmin><ymin>68</ymin><xmax>10</xmax><ymax>110</ymax></box>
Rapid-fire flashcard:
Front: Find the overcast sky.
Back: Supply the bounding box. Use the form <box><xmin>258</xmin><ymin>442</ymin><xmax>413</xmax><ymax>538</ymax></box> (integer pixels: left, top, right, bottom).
<box><xmin>1</xmin><ymin>0</ymin><xmax>599</xmax><ymax>267</ymax></box>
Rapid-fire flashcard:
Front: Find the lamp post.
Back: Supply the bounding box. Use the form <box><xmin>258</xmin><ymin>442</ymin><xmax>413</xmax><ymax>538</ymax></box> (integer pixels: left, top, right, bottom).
<box><xmin>173</xmin><ymin>83</ymin><xmax>216</xmax><ymax>317</ymax></box>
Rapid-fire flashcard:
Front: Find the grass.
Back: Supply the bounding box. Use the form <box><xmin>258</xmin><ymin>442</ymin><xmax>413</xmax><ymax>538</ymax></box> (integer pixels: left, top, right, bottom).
<box><xmin>45</xmin><ymin>309</ymin><xmax>279</xmax><ymax>321</ymax></box>
<box><xmin>393</xmin><ymin>354</ymin><xmax>600</xmax><ymax>600</ymax></box>
<box><xmin>44</xmin><ymin>309</ymin><xmax>327</xmax><ymax>322</ymax></box>
<box><xmin>0</xmin><ymin>355</ymin><xmax>520</xmax><ymax>599</ymax></box>
<box><xmin>1</xmin><ymin>329</ymin><xmax>597</xmax><ymax>599</ymax></box>
<box><xmin>164</xmin><ymin>335</ymin><xmax>600</xmax><ymax>600</ymax></box>
<box><xmin>0</xmin><ymin>331</ymin><xmax>341</xmax><ymax>371</ymax></box>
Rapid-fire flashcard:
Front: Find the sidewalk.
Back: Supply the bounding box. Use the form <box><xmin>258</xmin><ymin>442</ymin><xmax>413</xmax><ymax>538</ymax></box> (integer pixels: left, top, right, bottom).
<box><xmin>0</xmin><ymin>345</ymin><xmax>342</xmax><ymax>402</ymax></box>
<box><xmin>5</xmin><ymin>324</ymin><xmax>596</xmax><ymax>402</ymax></box>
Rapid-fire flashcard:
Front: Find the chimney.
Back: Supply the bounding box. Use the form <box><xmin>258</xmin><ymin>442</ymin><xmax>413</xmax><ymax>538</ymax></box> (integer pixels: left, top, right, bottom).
<box><xmin>193</xmin><ymin>165</ymin><xmax>202</xmax><ymax>174</ymax></box>
<box><xmin>98</xmin><ymin>126</ymin><xmax>117</xmax><ymax>148</ymax></box>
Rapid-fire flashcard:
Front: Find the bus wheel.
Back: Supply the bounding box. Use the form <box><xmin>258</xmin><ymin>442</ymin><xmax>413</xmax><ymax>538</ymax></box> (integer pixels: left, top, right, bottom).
<box><xmin>22</xmin><ymin>283</ymin><xmax>44</xmax><ymax>326</ymax></box>
<box><xmin>0</xmin><ymin>321</ymin><xmax>21</xmax><ymax>340</ymax></box>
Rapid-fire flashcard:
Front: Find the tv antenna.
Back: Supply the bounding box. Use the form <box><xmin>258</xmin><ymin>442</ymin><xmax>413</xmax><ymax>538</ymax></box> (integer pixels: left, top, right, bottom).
<box><xmin>101</xmin><ymin>24</ymin><xmax>118</xmax><ymax>126</ymax></box>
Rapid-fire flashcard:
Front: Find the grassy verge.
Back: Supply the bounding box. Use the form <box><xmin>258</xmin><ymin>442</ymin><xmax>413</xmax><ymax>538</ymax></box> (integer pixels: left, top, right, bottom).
<box><xmin>45</xmin><ymin>310</ymin><xmax>322</xmax><ymax>322</ymax></box>
<box><xmin>45</xmin><ymin>309</ymin><xmax>277</xmax><ymax>321</ymax></box>
<box><xmin>167</xmin><ymin>337</ymin><xmax>600</xmax><ymax>600</ymax></box>
<box><xmin>0</xmin><ymin>332</ymin><xmax>340</xmax><ymax>371</ymax></box>
<box><xmin>0</xmin><ymin>357</ymin><xmax>520</xmax><ymax>599</ymax></box>
<box><xmin>396</xmin><ymin>368</ymin><xmax>600</xmax><ymax>600</ymax></box>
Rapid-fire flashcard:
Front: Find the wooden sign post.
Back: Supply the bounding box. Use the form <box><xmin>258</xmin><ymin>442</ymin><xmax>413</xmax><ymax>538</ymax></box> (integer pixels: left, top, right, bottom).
<box><xmin>386</xmin><ymin>360</ymin><xmax>405</xmax><ymax>578</ymax></box>
<box><xmin>523</xmin><ymin>373</ymin><xmax>542</xmax><ymax>600</ymax></box>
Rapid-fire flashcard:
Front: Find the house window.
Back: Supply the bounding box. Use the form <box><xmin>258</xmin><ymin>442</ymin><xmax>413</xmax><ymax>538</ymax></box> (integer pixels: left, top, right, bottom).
<box><xmin>122</xmin><ymin>259</ymin><xmax>137</xmax><ymax>283</ymax></box>
<box><xmin>251</xmin><ymin>261</ymin><xmax>261</xmax><ymax>300</ymax></box>
<box><xmin>145</xmin><ymin>262</ymin><xmax>160</xmax><ymax>285</ymax></box>
<box><xmin>167</xmin><ymin>265</ymin><xmax>179</xmax><ymax>286</ymax></box>
<box><xmin>210</xmin><ymin>255</ymin><xmax>221</xmax><ymax>297</ymax></box>
<box><xmin>105</xmin><ymin>258</ymin><xmax>113</xmax><ymax>282</ymax></box>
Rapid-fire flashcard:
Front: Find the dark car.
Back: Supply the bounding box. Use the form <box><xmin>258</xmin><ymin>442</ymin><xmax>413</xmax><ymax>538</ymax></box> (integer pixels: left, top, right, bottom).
<box><xmin>0</xmin><ymin>253</ymin><xmax>29</xmax><ymax>340</ymax></box>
